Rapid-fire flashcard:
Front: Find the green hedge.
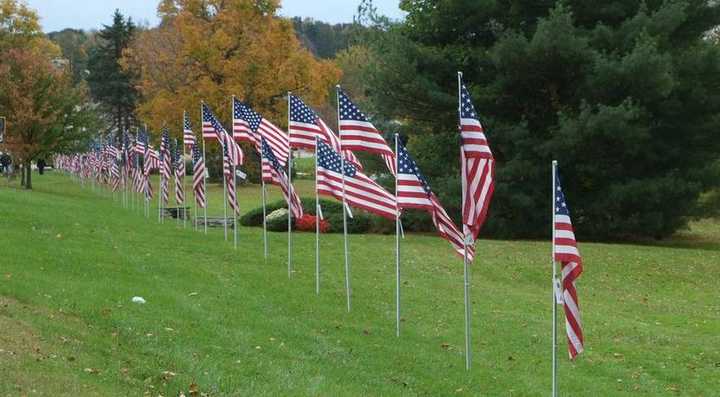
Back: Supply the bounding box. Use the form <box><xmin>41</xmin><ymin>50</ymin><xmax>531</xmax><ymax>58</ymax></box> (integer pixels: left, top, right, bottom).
<box><xmin>240</xmin><ymin>198</ymin><xmax>374</xmax><ymax>234</ymax></box>
<box><xmin>240</xmin><ymin>197</ymin><xmax>436</xmax><ymax>234</ymax></box>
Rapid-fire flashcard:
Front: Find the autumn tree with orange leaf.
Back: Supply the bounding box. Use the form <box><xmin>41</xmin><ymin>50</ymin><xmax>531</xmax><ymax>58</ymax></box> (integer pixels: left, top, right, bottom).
<box><xmin>124</xmin><ymin>0</ymin><xmax>340</xmax><ymax>178</ymax></box>
<box><xmin>0</xmin><ymin>0</ymin><xmax>97</xmax><ymax>189</ymax></box>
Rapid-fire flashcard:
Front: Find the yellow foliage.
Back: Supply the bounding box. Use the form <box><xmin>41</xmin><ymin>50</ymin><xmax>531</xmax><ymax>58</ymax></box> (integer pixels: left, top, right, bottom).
<box><xmin>126</xmin><ymin>0</ymin><xmax>341</xmax><ymax>140</ymax></box>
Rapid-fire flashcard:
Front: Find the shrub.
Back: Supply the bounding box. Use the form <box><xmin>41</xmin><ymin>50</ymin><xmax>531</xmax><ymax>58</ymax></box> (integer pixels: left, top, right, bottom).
<box><xmin>295</xmin><ymin>214</ymin><xmax>329</xmax><ymax>232</ymax></box>
<box><xmin>241</xmin><ymin>198</ymin><xmax>372</xmax><ymax>234</ymax></box>
<box><xmin>266</xmin><ymin>208</ymin><xmax>289</xmax><ymax>232</ymax></box>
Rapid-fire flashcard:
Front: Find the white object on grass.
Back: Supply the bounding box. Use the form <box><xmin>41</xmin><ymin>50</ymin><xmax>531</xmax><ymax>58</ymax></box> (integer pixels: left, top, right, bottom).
<box><xmin>131</xmin><ymin>296</ymin><xmax>146</xmax><ymax>304</ymax></box>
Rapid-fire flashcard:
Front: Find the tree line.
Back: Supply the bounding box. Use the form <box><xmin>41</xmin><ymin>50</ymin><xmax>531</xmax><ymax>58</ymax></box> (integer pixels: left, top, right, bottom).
<box><xmin>2</xmin><ymin>0</ymin><xmax>719</xmax><ymax>240</ymax></box>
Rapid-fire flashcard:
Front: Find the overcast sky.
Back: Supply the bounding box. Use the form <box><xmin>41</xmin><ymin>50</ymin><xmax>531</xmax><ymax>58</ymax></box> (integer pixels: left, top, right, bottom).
<box><xmin>25</xmin><ymin>0</ymin><xmax>406</xmax><ymax>32</ymax></box>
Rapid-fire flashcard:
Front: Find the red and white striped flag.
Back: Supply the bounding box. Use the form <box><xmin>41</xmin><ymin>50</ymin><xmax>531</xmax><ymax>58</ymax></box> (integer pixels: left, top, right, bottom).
<box><xmin>554</xmin><ymin>169</ymin><xmax>584</xmax><ymax>359</ymax></box>
<box><xmin>232</xmin><ymin>97</ymin><xmax>255</xmax><ymax>143</ymax></box>
<box><xmin>458</xmin><ymin>75</ymin><xmax>495</xmax><ymax>244</ymax></box>
<box><xmin>396</xmin><ymin>140</ymin><xmax>474</xmax><ymax>260</ymax></box>
<box><xmin>183</xmin><ymin>112</ymin><xmax>196</xmax><ymax>147</ymax></box>
<box><xmin>233</xmin><ymin>101</ymin><xmax>289</xmax><ymax>183</ymax></box>
<box><xmin>173</xmin><ymin>144</ymin><xmax>185</xmax><ymax>206</ymax></box>
<box><xmin>289</xmin><ymin>94</ymin><xmax>361</xmax><ymax>168</ymax></box>
<box><xmin>261</xmin><ymin>138</ymin><xmax>303</xmax><ymax>218</ymax></box>
<box><xmin>337</xmin><ymin>89</ymin><xmax>396</xmax><ymax>175</ymax></box>
<box><xmin>316</xmin><ymin>139</ymin><xmax>396</xmax><ymax>220</ymax></box>
<box><xmin>191</xmin><ymin>143</ymin><xmax>207</xmax><ymax>208</ymax></box>
<box><xmin>159</xmin><ymin>130</ymin><xmax>171</xmax><ymax>206</ymax></box>
<box><xmin>222</xmin><ymin>134</ymin><xmax>239</xmax><ymax>215</ymax></box>
<box><xmin>202</xmin><ymin>103</ymin><xmax>244</xmax><ymax>166</ymax></box>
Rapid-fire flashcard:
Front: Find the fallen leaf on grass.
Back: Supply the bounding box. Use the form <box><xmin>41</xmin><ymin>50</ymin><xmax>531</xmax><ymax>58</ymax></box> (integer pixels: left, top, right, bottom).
<box><xmin>188</xmin><ymin>292</ymin><xmax>199</xmax><ymax>297</ymax></box>
<box><xmin>188</xmin><ymin>382</ymin><xmax>199</xmax><ymax>396</ymax></box>
<box><xmin>83</xmin><ymin>368</ymin><xmax>100</xmax><ymax>374</ymax></box>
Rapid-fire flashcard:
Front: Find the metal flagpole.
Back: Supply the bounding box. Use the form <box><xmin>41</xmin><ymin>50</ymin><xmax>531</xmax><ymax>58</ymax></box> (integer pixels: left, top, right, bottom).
<box><xmin>231</xmin><ymin>97</ymin><xmax>237</xmax><ymax>247</ymax></box>
<box><xmin>315</xmin><ymin>136</ymin><xmax>321</xmax><ymax>295</ymax></box>
<box><xmin>260</xmin><ymin>150</ymin><xmax>268</xmax><ymax>260</ymax></box>
<box><xmin>223</xmin><ymin>149</ymin><xmax>229</xmax><ymax>241</ymax></box>
<box><xmin>232</xmin><ymin>164</ymin><xmax>238</xmax><ymax>249</ymax></box>
<box><xmin>123</xmin><ymin>138</ymin><xmax>128</xmax><ymax>209</ymax></box>
<box><xmin>395</xmin><ymin>133</ymin><xmax>401</xmax><ymax>337</ymax></box>
<box><xmin>200</xmin><ymin>104</ymin><xmax>208</xmax><ymax>234</ymax></box>
<box><xmin>134</xmin><ymin>129</ymin><xmax>139</xmax><ymax>214</ymax></box>
<box><xmin>145</xmin><ymin>126</ymin><xmax>150</xmax><ymax>219</ymax></box>
<box><xmin>158</xmin><ymin>138</ymin><xmax>163</xmax><ymax>224</ymax></box>
<box><xmin>551</xmin><ymin>160</ymin><xmax>559</xmax><ymax>397</ymax></box>
<box><xmin>193</xmin><ymin>171</ymin><xmax>198</xmax><ymax>232</ymax></box>
<box><xmin>182</xmin><ymin>133</ymin><xmax>187</xmax><ymax>229</ymax></box>
<box><xmin>174</xmin><ymin>139</ymin><xmax>180</xmax><ymax>227</ymax></box>
<box><xmin>458</xmin><ymin>71</ymin><xmax>472</xmax><ymax>371</ymax></box>
<box><xmin>337</xmin><ymin>85</ymin><xmax>351</xmax><ymax>312</ymax></box>
<box><xmin>287</xmin><ymin>91</ymin><xmax>293</xmax><ymax>278</ymax></box>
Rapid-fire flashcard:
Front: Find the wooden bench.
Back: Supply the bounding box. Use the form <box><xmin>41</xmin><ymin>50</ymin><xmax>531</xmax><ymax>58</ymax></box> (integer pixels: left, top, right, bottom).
<box><xmin>162</xmin><ymin>207</ymin><xmax>191</xmax><ymax>220</ymax></box>
<box><xmin>195</xmin><ymin>217</ymin><xmax>236</xmax><ymax>229</ymax></box>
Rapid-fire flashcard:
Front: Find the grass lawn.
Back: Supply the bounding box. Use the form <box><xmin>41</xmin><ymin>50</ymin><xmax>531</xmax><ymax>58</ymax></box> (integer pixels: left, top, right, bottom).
<box><xmin>0</xmin><ymin>172</ymin><xmax>718</xmax><ymax>396</ymax></box>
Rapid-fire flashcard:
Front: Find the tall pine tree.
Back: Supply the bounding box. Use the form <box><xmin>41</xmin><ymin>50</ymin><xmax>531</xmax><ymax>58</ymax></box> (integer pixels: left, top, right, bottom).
<box><xmin>360</xmin><ymin>0</ymin><xmax>720</xmax><ymax>240</ymax></box>
<box><xmin>87</xmin><ymin>10</ymin><xmax>137</xmax><ymax>132</ymax></box>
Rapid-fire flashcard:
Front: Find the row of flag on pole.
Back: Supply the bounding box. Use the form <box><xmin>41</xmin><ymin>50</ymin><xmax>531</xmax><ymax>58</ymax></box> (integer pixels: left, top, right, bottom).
<box><xmin>55</xmin><ymin>73</ymin><xmax>584</xmax><ymax>379</ymax></box>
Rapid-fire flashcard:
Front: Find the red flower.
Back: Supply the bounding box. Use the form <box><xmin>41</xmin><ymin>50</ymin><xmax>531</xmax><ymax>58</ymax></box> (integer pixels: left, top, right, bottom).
<box><xmin>296</xmin><ymin>214</ymin><xmax>329</xmax><ymax>232</ymax></box>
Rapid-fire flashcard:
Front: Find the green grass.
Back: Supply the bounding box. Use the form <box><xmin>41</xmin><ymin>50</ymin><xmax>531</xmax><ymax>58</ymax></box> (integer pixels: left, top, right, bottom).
<box><xmin>0</xmin><ymin>172</ymin><xmax>718</xmax><ymax>396</ymax></box>
<box><xmin>293</xmin><ymin>156</ymin><xmax>315</xmax><ymax>178</ymax></box>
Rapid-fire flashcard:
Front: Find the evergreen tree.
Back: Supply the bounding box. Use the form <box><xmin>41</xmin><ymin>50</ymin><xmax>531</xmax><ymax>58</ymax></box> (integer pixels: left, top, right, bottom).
<box><xmin>360</xmin><ymin>0</ymin><xmax>720</xmax><ymax>240</ymax></box>
<box><xmin>87</xmin><ymin>10</ymin><xmax>137</xmax><ymax>133</ymax></box>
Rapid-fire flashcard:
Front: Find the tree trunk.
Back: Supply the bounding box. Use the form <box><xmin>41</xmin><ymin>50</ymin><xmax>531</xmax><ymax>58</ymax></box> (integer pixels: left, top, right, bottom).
<box><xmin>24</xmin><ymin>161</ymin><xmax>32</xmax><ymax>189</ymax></box>
<box><xmin>20</xmin><ymin>163</ymin><xmax>26</xmax><ymax>187</ymax></box>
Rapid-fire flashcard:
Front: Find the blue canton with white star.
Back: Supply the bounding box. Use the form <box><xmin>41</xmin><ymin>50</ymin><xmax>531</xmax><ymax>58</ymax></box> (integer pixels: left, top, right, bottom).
<box><xmin>397</xmin><ymin>141</ymin><xmax>432</xmax><ymax>195</ymax></box>
<box><xmin>184</xmin><ymin>112</ymin><xmax>192</xmax><ymax>131</ymax></box>
<box><xmin>316</xmin><ymin>140</ymin><xmax>356</xmax><ymax>177</ymax></box>
<box><xmin>289</xmin><ymin>95</ymin><xmax>319</xmax><ymax>124</ymax></box>
<box><xmin>261</xmin><ymin>138</ymin><xmax>283</xmax><ymax>172</ymax></box>
<box><xmin>460</xmin><ymin>84</ymin><xmax>479</xmax><ymax>120</ymax></box>
<box><xmin>338</xmin><ymin>90</ymin><xmax>369</xmax><ymax>122</ymax></box>
<box><xmin>202</xmin><ymin>104</ymin><xmax>227</xmax><ymax>135</ymax></box>
<box><xmin>160</xmin><ymin>128</ymin><xmax>170</xmax><ymax>161</ymax></box>
<box><xmin>555</xmin><ymin>172</ymin><xmax>571</xmax><ymax>216</ymax></box>
<box><xmin>192</xmin><ymin>144</ymin><xmax>202</xmax><ymax>164</ymax></box>
<box><xmin>234</xmin><ymin>100</ymin><xmax>262</xmax><ymax>134</ymax></box>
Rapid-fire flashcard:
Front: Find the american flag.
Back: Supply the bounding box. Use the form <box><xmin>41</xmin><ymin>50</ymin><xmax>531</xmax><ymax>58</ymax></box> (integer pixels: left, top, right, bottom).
<box><xmin>122</xmin><ymin>132</ymin><xmax>132</xmax><ymax>177</ymax></box>
<box><xmin>191</xmin><ymin>143</ymin><xmax>207</xmax><ymax>208</ymax></box>
<box><xmin>135</xmin><ymin>130</ymin><xmax>147</xmax><ymax>154</ymax></box>
<box><xmin>222</xmin><ymin>139</ymin><xmax>239</xmax><ymax>215</ymax></box>
<box><xmin>110</xmin><ymin>155</ymin><xmax>121</xmax><ymax>192</ymax></box>
<box><xmin>288</xmin><ymin>94</ymin><xmax>361</xmax><ymax>168</ymax></box>
<box><xmin>459</xmin><ymin>78</ymin><xmax>495</xmax><ymax>243</ymax></box>
<box><xmin>159</xmin><ymin>129</ymin><xmax>171</xmax><ymax>206</ymax></box>
<box><xmin>316</xmin><ymin>139</ymin><xmax>396</xmax><ymax>220</ymax></box>
<box><xmin>173</xmin><ymin>141</ymin><xmax>185</xmax><ymax>205</ymax></box>
<box><xmin>261</xmin><ymin>138</ymin><xmax>303</xmax><ymax>219</ymax></box>
<box><xmin>338</xmin><ymin>89</ymin><xmax>396</xmax><ymax>175</ymax></box>
<box><xmin>202</xmin><ymin>103</ymin><xmax>244</xmax><ymax>165</ymax></box>
<box><xmin>396</xmin><ymin>141</ymin><xmax>474</xmax><ymax>260</ymax></box>
<box><xmin>142</xmin><ymin>132</ymin><xmax>155</xmax><ymax>200</ymax></box>
<box><xmin>232</xmin><ymin>97</ymin><xmax>254</xmax><ymax>143</ymax></box>
<box><xmin>554</xmin><ymin>170</ymin><xmax>584</xmax><ymax>359</ymax></box>
<box><xmin>132</xmin><ymin>134</ymin><xmax>143</xmax><ymax>193</ymax></box>
<box><xmin>233</xmin><ymin>101</ymin><xmax>289</xmax><ymax>182</ymax></box>
<box><xmin>183</xmin><ymin>112</ymin><xmax>196</xmax><ymax>147</ymax></box>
